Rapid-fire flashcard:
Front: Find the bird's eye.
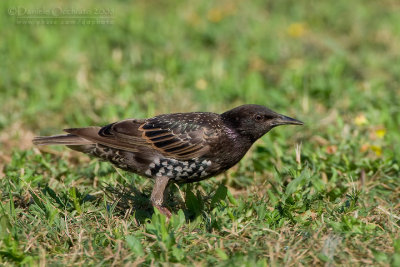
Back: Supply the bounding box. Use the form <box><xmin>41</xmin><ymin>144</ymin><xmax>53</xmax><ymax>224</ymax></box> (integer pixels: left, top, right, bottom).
<box><xmin>254</xmin><ymin>114</ymin><xmax>263</xmax><ymax>121</ymax></box>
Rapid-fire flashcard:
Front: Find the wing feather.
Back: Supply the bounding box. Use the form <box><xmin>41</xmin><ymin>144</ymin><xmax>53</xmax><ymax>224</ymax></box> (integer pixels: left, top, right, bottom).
<box><xmin>138</xmin><ymin>115</ymin><xmax>215</xmax><ymax>159</ymax></box>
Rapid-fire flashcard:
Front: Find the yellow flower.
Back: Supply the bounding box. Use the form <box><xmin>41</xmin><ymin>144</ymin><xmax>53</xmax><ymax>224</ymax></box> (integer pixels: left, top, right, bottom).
<box><xmin>207</xmin><ymin>8</ymin><xmax>223</xmax><ymax>23</ymax></box>
<box><xmin>207</xmin><ymin>3</ymin><xmax>237</xmax><ymax>23</ymax></box>
<box><xmin>354</xmin><ymin>114</ymin><xmax>368</xmax><ymax>126</ymax></box>
<box><xmin>370</xmin><ymin>145</ymin><xmax>382</xmax><ymax>156</ymax></box>
<box><xmin>195</xmin><ymin>79</ymin><xmax>208</xmax><ymax>90</ymax></box>
<box><xmin>287</xmin><ymin>22</ymin><xmax>307</xmax><ymax>38</ymax></box>
<box><xmin>375</xmin><ymin>128</ymin><xmax>386</xmax><ymax>139</ymax></box>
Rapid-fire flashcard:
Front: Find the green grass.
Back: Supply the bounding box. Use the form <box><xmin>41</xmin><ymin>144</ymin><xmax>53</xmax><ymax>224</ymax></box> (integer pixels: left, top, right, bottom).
<box><xmin>1</xmin><ymin>0</ymin><xmax>400</xmax><ymax>265</ymax></box>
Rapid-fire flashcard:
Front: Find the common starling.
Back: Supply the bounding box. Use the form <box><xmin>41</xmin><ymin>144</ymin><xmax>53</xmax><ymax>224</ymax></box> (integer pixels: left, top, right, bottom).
<box><xmin>33</xmin><ymin>104</ymin><xmax>303</xmax><ymax>217</ymax></box>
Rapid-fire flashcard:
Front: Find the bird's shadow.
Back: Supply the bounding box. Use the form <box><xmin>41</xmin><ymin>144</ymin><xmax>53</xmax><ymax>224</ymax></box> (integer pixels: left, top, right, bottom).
<box><xmin>102</xmin><ymin>183</ymin><xmax>193</xmax><ymax>223</ymax></box>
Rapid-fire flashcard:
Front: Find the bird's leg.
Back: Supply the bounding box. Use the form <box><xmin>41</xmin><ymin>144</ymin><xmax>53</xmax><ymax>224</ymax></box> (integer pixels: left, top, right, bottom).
<box><xmin>150</xmin><ymin>176</ymin><xmax>172</xmax><ymax>218</ymax></box>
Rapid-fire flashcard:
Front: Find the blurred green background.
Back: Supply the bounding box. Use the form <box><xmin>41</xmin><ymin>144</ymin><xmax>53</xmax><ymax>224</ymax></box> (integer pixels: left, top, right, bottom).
<box><xmin>0</xmin><ymin>0</ymin><xmax>399</xmax><ymax>265</ymax></box>
<box><xmin>2</xmin><ymin>0</ymin><xmax>399</xmax><ymax>134</ymax></box>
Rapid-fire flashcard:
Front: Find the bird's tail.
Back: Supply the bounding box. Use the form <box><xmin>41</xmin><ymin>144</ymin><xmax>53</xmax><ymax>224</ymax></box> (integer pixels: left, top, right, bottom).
<box><xmin>32</xmin><ymin>134</ymin><xmax>94</xmax><ymax>146</ymax></box>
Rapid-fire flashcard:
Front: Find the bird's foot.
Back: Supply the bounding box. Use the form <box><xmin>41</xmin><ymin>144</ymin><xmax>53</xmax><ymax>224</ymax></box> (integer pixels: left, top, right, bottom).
<box><xmin>154</xmin><ymin>205</ymin><xmax>172</xmax><ymax>219</ymax></box>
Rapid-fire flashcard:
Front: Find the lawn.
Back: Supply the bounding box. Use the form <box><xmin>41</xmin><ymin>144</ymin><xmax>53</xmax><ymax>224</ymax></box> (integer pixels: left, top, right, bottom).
<box><xmin>0</xmin><ymin>0</ymin><xmax>399</xmax><ymax>265</ymax></box>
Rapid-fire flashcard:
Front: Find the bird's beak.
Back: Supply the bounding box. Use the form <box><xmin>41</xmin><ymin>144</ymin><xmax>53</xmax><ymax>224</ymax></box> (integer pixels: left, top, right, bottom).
<box><xmin>274</xmin><ymin>114</ymin><xmax>304</xmax><ymax>126</ymax></box>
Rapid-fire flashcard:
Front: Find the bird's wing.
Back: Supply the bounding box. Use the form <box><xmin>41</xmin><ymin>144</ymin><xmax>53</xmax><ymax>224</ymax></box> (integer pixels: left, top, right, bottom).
<box><xmin>65</xmin><ymin>114</ymin><xmax>218</xmax><ymax>160</ymax></box>
<box><xmin>138</xmin><ymin>114</ymin><xmax>216</xmax><ymax>160</ymax></box>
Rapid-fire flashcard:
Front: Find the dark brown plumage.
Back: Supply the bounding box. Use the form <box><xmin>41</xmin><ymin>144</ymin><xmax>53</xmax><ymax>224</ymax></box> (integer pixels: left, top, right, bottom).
<box><xmin>33</xmin><ymin>104</ymin><xmax>303</xmax><ymax>217</ymax></box>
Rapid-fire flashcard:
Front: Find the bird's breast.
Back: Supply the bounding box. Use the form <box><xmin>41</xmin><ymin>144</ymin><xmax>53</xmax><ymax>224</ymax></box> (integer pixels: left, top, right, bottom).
<box><xmin>144</xmin><ymin>157</ymin><xmax>214</xmax><ymax>183</ymax></box>
<box><xmin>209</xmin><ymin>126</ymin><xmax>253</xmax><ymax>168</ymax></box>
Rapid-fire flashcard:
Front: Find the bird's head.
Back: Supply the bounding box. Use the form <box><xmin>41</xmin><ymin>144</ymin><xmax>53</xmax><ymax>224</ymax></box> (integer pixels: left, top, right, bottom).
<box><xmin>221</xmin><ymin>104</ymin><xmax>303</xmax><ymax>142</ymax></box>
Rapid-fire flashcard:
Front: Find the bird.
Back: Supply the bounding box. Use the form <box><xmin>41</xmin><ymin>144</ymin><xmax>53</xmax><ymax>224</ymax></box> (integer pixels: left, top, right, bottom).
<box><xmin>33</xmin><ymin>104</ymin><xmax>303</xmax><ymax>218</ymax></box>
